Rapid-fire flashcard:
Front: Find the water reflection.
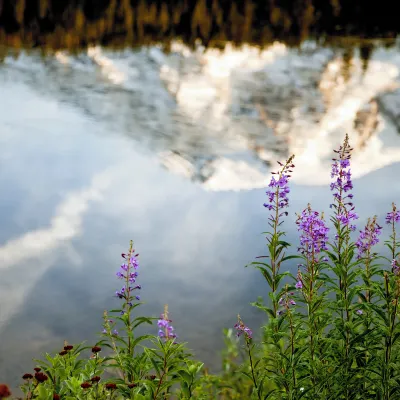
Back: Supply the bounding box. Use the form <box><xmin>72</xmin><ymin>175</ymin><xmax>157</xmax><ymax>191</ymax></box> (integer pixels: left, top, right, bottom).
<box><xmin>1</xmin><ymin>40</ymin><xmax>400</xmax><ymax>390</ymax></box>
<box><xmin>3</xmin><ymin>41</ymin><xmax>400</xmax><ymax>190</ymax></box>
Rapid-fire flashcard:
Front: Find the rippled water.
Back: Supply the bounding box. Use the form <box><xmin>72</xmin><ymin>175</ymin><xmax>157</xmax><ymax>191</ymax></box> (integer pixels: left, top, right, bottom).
<box><xmin>1</xmin><ymin>41</ymin><xmax>400</xmax><ymax>388</ymax></box>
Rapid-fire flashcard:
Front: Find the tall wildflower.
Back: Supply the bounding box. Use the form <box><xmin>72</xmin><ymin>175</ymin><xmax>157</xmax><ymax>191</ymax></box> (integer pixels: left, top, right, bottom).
<box><xmin>328</xmin><ymin>135</ymin><xmax>360</xmax><ymax>396</ymax></box>
<box><xmin>102</xmin><ymin>241</ymin><xmax>143</xmax><ymax>383</ymax></box>
<box><xmin>296</xmin><ymin>205</ymin><xmax>329</xmax><ymax>392</ymax></box>
<box><xmin>261</xmin><ymin>155</ymin><xmax>295</xmax><ymax>315</ymax></box>
<box><xmin>354</xmin><ymin>216</ymin><xmax>383</xmax><ymax>394</ymax></box>
<box><xmin>234</xmin><ymin>316</ymin><xmax>260</xmax><ymax>399</ymax></box>
<box><xmin>158</xmin><ymin>305</ymin><xmax>177</xmax><ymax>341</ymax></box>
<box><xmin>356</xmin><ymin>216</ymin><xmax>382</xmax><ymax>306</ymax></box>
<box><xmin>248</xmin><ymin>155</ymin><xmax>296</xmax><ymax>398</ymax></box>
<box><xmin>380</xmin><ymin>204</ymin><xmax>400</xmax><ymax>397</ymax></box>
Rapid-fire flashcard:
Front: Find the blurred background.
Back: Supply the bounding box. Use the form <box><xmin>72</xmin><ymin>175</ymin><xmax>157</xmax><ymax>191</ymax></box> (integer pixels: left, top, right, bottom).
<box><xmin>1</xmin><ymin>0</ymin><xmax>400</xmax><ymax>391</ymax></box>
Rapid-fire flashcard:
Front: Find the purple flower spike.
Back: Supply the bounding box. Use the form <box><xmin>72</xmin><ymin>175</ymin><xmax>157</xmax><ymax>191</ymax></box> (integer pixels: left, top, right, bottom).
<box><xmin>330</xmin><ymin>134</ymin><xmax>359</xmax><ymax>231</ymax></box>
<box><xmin>276</xmin><ymin>290</ymin><xmax>297</xmax><ymax>316</ymax></box>
<box><xmin>296</xmin><ymin>204</ymin><xmax>329</xmax><ymax>261</ymax></box>
<box><xmin>114</xmin><ymin>242</ymin><xmax>141</xmax><ymax>305</ymax></box>
<box><xmin>264</xmin><ymin>155</ymin><xmax>295</xmax><ymax>223</ymax></box>
<box><xmin>355</xmin><ymin>216</ymin><xmax>382</xmax><ymax>259</ymax></box>
<box><xmin>234</xmin><ymin>315</ymin><xmax>253</xmax><ymax>340</ymax></box>
<box><xmin>386</xmin><ymin>203</ymin><xmax>400</xmax><ymax>225</ymax></box>
<box><xmin>158</xmin><ymin>305</ymin><xmax>177</xmax><ymax>341</ymax></box>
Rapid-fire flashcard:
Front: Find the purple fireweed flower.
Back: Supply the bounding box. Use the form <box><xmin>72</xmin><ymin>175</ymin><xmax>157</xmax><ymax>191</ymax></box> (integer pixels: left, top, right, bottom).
<box><xmin>295</xmin><ymin>268</ymin><xmax>304</xmax><ymax>290</ymax></box>
<box><xmin>355</xmin><ymin>216</ymin><xmax>382</xmax><ymax>259</ymax></box>
<box><xmin>114</xmin><ymin>242</ymin><xmax>141</xmax><ymax>303</ymax></box>
<box><xmin>392</xmin><ymin>259</ymin><xmax>400</xmax><ymax>275</ymax></box>
<box><xmin>277</xmin><ymin>290</ymin><xmax>297</xmax><ymax>316</ymax></box>
<box><xmin>234</xmin><ymin>315</ymin><xmax>253</xmax><ymax>340</ymax></box>
<box><xmin>264</xmin><ymin>156</ymin><xmax>295</xmax><ymax>222</ymax></box>
<box><xmin>158</xmin><ymin>305</ymin><xmax>177</xmax><ymax>341</ymax></box>
<box><xmin>386</xmin><ymin>203</ymin><xmax>400</xmax><ymax>224</ymax></box>
<box><xmin>296</xmin><ymin>204</ymin><xmax>329</xmax><ymax>261</ymax></box>
<box><xmin>330</xmin><ymin>134</ymin><xmax>358</xmax><ymax>231</ymax></box>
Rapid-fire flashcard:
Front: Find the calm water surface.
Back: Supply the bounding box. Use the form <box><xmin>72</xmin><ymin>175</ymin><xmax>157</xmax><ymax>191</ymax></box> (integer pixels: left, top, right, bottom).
<box><xmin>1</xmin><ymin>41</ymin><xmax>400</xmax><ymax>387</ymax></box>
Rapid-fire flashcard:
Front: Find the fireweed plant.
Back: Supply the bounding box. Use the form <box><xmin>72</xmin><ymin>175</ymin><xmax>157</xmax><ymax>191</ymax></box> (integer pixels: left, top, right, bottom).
<box><xmin>17</xmin><ymin>241</ymin><xmax>204</xmax><ymax>399</ymax></box>
<box><xmin>242</xmin><ymin>134</ymin><xmax>400</xmax><ymax>399</ymax></box>
<box><xmin>3</xmin><ymin>134</ymin><xmax>400</xmax><ymax>399</ymax></box>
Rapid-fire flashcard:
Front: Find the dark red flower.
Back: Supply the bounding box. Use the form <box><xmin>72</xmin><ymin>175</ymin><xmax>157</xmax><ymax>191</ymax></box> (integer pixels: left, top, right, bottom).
<box><xmin>35</xmin><ymin>372</ymin><xmax>48</xmax><ymax>383</ymax></box>
<box><xmin>90</xmin><ymin>376</ymin><xmax>101</xmax><ymax>383</ymax></box>
<box><xmin>81</xmin><ymin>382</ymin><xmax>92</xmax><ymax>389</ymax></box>
<box><xmin>33</xmin><ymin>368</ymin><xmax>41</xmax><ymax>372</ymax></box>
<box><xmin>0</xmin><ymin>384</ymin><xmax>11</xmax><ymax>399</ymax></box>
<box><xmin>22</xmin><ymin>373</ymin><xmax>33</xmax><ymax>380</ymax></box>
<box><xmin>64</xmin><ymin>345</ymin><xmax>73</xmax><ymax>351</ymax></box>
<box><xmin>127</xmin><ymin>383</ymin><xmax>137</xmax><ymax>388</ymax></box>
<box><xmin>59</xmin><ymin>350</ymin><xmax>68</xmax><ymax>356</ymax></box>
<box><xmin>147</xmin><ymin>375</ymin><xmax>156</xmax><ymax>381</ymax></box>
<box><xmin>91</xmin><ymin>346</ymin><xmax>101</xmax><ymax>353</ymax></box>
<box><xmin>105</xmin><ymin>383</ymin><xmax>117</xmax><ymax>390</ymax></box>
<box><xmin>53</xmin><ymin>394</ymin><xmax>60</xmax><ymax>400</ymax></box>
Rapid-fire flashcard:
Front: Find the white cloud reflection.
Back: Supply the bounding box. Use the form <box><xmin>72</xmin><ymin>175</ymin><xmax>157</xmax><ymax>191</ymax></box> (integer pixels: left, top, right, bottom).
<box><xmin>0</xmin><ymin>169</ymin><xmax>112</xmax><ymax>332</ymax></box>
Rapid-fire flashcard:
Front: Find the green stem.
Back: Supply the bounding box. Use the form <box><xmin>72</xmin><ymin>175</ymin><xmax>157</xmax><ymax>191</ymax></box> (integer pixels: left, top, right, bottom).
<box><xmin>246</xmin><ymin>339</ymin><xmax>261</xmax><ymax>400</ymax></box>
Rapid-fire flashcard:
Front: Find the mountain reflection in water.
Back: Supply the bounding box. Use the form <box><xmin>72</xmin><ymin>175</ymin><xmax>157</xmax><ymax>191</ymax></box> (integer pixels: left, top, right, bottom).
<box><xmin>2</xmin><ymin>40</ymin><xmax>400</xmax><ymax>192</ymax></box>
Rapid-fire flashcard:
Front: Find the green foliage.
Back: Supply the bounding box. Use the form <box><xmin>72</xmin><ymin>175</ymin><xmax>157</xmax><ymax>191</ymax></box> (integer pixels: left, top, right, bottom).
<box><xmin>11</xmin><ymin>137</ymin><xmax>400</xmax><ymax>400</ymax></box>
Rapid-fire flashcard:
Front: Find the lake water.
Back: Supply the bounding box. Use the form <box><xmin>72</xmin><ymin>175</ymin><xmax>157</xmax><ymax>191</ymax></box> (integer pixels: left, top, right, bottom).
<box><xmin>1</xmin><ymin>40</ymin><xmax>400</xmax><ymax>388</ymax></box>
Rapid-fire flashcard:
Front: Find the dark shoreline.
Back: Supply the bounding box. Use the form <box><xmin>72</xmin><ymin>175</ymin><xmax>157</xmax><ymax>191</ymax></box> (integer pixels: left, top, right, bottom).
<box><xmin>0</xmin><ymin>0</ymin><xmax>399</xmax><ymax>51</ymax></box>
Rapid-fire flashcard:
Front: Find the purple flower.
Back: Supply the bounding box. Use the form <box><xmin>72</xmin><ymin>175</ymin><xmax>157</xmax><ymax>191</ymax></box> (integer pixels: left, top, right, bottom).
<box><xmin>234</xmin><ymin>315</ymin><xmax>253</xmax><ymax>339</ymax></box>
<box><xmin>263</xmin><ymin>156</ymin><xmax>295</xmax><ymax>223</ymax></box>
<box><xmin>295</xmin><ymin>280</ymin><xmax>303</xmax><ymax>289</ymax></box>
<box><xmin>112</xmin><ymin>329</ymin><xmax>119</xmax><ymax>335</ymax></box>
<box><xmin>330</xmin><ymin>135</ymin><xmax>358</xmax><ymax>230</ymax></box>
<box><xmin>386</xmin><ymin>203</ymin><xmax>400</xmax><ymax>224</ymax></box>
<box><xmin>158</xmin><ymin>305</ymin><xmax>177</xmax><ymax>341</ymax></box>
<box><xmin>356</xmin><ymin>309</ymin><xmax>363</xmax><ymax>315</ymax></box>
<box><xmin>296</xmin><ymin>204</ymin><xmax>329</xmax><ymax>261</ymax></box>
<box><xmin>355</xmin><ymin>216</ymin><xmax>382</xmax><ymax>259</ymax></box>
<box><xmin>114</xmin><ymin>242</ymin><xmax>141</xmax><ymax>303</ymax></box>
<box><xmin>276</xmin><ymin>290</ymin><xmax>297</xmax><ymax>316</ymax></box>
<box><xmin>392</xmin><ymin>259</ymin><xmax>400</xmax><ymax>275</ymax></box>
